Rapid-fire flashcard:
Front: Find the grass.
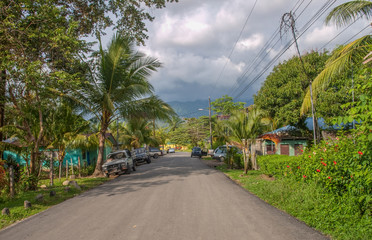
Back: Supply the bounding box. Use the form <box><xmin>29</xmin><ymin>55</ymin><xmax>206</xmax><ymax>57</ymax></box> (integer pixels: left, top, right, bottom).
<box><xmin>217</xmin><ymin>165</ymin><xmax>372</xmax><ymax>240</ymax></box>
<box><xmin>0</xmin><ymin>177</ymin><xmax>109</xmax><ymax>230</ymax></box>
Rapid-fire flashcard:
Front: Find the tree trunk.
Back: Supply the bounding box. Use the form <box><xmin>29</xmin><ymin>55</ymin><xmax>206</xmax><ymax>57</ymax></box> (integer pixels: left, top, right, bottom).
<box><xmin>243</xmin><ymin>140</ymin><xmax>249</xmax><ymax>174</ymax></box>
<box><xmin>92</xmin><ymin>131</ymin><xmax>106</xmax><ymax>177</ymax></box>
<box><xmin>58</xmin><ymin>149</ymin><xmax>66</xmax><ymax>180</ymax></box>
<box><xmin>66</xmin><ymin>160</ymin><xmax>68</xmax><ymax>179</ymax></box>
<box><xmin>0</xmin><ymin>70</ymin><xmax>5</xmax><ymax>160</ymax></box>
<box><xmin>78</xmin><ymin>156</ymin><xmax>81</xmax><ymax>178</ymax></box>
<box><xmin>9</xmin><ymin>166</ymin><xmax>14</xmax><ymax>198</ymax></box>
<box><xmin>70</xmin><ymin>158</ymin><xmax>74</xmax><ymax>176</ymax></box>
<box><xmin>251</xmin><ymin>144</ymin><xmax>257</xmax><ymax>170</ymax></box>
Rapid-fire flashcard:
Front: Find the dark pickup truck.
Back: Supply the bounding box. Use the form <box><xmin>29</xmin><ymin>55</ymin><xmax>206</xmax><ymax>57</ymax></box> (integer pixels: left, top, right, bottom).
<box><xmin>133</xmin><ymin>147</ymin><xmax>151</xmax><ymax>165</ymax></box>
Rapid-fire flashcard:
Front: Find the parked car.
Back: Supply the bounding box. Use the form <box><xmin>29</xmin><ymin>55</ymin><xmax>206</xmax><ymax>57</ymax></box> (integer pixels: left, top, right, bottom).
<box><xmin>168</xmin><ymin>148</ymin><xmax>175</xmax><ymax>153</ymax></box>
<box><xmin>149</xmin><ymin>147</ymin><xmax>162</xmax><ymax>159</ymax></box>
<box><xmin>212</xmin><ymin>145</ymin><xmax>241</xmax><ymax>162</ymax></box>
<box><xmin>102</xmin><ymin>150</ymin><xmax>136</xmax><ymax>177</ymax></box>
<box><xmin>133</xmin><ymin>147</ymin><xmax>151</xmax><ymax>165</ymax></box>
<box><xmin>191</xmin><ymin>147</ymin><xmax>202</xmax><ymax>158</ymax></box>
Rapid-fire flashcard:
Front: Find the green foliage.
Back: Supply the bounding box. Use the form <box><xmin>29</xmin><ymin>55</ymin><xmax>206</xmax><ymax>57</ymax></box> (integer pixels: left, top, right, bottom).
<box><xmin>257</xmin><ymin>155</ymin><xmax>298</xmax><ymax>177</ymax></box>
<box><xmin>17</xmin><ymin>172</ymin><xmax>39</xmax><ymax>192</ymax></box>
<box><xmin>217</xmin><ymin>167</ymin><xmax>372</xmax><ymax>240</ymax></box>
<box><xmin>226</xmin><ymin>148</ymin><xmax>244</xmax><ymax>169</ymax></box>
<box><xmin>254</xmin><ymin>51</ymin><xmax>329</xmax><ymax>126</ymax></box>
<box><xmin>211</xmin><ymin>95</ymin><xmax>245</xmax><ymax>115</ymax></box>
<box><xmin>259</xmin><ymin>135</ymin><xmax>371</xmax><ymax>216</ymax></box>
<box><xmin>0</xmin><ymin>177</ymin><xmax>109</xmax><ymax>229</ymax></box>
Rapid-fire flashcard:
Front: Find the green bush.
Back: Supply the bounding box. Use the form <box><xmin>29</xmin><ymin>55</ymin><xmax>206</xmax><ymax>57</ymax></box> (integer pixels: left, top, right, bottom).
<box><xmin>257</xmin><ymin>155</ymin><xmax>298</xmax><ymax>176</ymax></box>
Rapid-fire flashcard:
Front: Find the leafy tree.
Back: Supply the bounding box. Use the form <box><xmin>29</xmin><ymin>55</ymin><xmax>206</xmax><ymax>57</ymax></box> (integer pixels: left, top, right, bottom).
<box><xmin>73</xmin><ymin>34</ymin><xmax>162</xmax><ymax>176</ymax></box>
<box><xmin>301</xmin><ymin>1</ymin><xmax>372</xmax><ymax>114</ymax></box>
<box><xmin>168</xmin><ymin>125</ymin><xmax>190</xmax><ymax>147</ymax></box>
<box><xmin>211</xmin><ymin>95</ymin><xmax>245</xmax><ymax>115</ymax></box>
<box><xmin>254</xmin><ymin>51</ymin><xmax>329</xmax><ymax>128</ymax></box>
<box><xmin>0</xmin><ymin>1</ymin><xmax>85</xmax><ymax>181</ymax></box>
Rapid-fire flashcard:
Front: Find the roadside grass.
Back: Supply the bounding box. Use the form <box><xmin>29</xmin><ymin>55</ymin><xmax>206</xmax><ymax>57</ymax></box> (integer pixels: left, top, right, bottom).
<box><xmin>217</xmin><ymin>165</ymin><xmax>372</xmax><ymax>240</ymax></box>
<box><xmin>0</xmin><ymin>177</ymin><xmax>109</xmax><ymax>230</ymax></box>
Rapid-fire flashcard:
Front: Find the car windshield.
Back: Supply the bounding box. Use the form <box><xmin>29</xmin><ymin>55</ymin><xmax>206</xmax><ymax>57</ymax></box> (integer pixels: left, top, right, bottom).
<box><xmin>107</xmin><ymin>152</ymin><xmax>125</xmax><ymax>161</ymax></box>
<box><xmin>193</xmin><ymin>147</ymin><xmax>201</xmax><ymax>151</ymax></box>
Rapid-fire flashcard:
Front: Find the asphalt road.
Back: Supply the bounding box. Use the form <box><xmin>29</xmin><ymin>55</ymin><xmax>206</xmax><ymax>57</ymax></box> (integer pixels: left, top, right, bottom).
<box><xmin>0</xmin><ymin>152</ymin><xmax>328</xmax><ymax>240</ymax></box>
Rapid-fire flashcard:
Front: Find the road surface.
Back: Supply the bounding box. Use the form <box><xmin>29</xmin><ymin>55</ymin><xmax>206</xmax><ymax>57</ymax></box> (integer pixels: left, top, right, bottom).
<box><xmin>0</xmin><ymin>152</ymin><xmax>328</xmax><ymax>240</ymax></box>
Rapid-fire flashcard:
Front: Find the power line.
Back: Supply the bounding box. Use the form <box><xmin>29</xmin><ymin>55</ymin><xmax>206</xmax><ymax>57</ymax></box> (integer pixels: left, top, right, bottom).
<box><xmin>343</xmin><ymin>24</ymin><xmax>371</xmax><ymax>44</ymax></box>
<box><xmin>228</xmin><ymin>0</ymin><xmax>314</xmax><ymax>97</ymax></box>
<box><xmin>208</xmin><ymin>0</ymin><xmax>259</xmax><ymax>98</ymax></box>
<box><xmin>233</xmin><ymin>0</ymin><xmax>338</xmax><ymax>100</ymax></box>
<box><xmin>320</xmin><ymin>15</ymin><xmax>364</xmax><ymax>50</ymax></box>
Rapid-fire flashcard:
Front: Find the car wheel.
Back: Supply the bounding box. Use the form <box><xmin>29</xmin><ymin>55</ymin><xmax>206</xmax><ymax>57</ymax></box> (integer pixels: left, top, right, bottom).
<box><xmin>132</xmin><ymin>161</ymin><xmax>137</xmax><ymax>171</ymax></box>
<box><xmin>220</xmin><ymin>157</ymin><xmax>225</xmax><ymax>162</ymax></box>
<box><xmin>153</xmin><ymin>154</ymin><xmax>159</xmax><ymax>159</ymax></box>
<box><xmin>146</xmin><ymin>157</ymin><xmax>151</xmax><ymax>164</ymax></box>
<box><xmin>191</xmin><ymin>154</ymin><xmax>193</xmax><ymax>158</ymax></box>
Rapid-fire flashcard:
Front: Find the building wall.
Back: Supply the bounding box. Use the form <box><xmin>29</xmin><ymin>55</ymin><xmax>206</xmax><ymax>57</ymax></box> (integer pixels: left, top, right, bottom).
<box><xmin>3</xmin><ymin>146</ymin><xmax>113</xmax><ymax>167</ymax></box>
<box><xmin>264</xmin><ymin>139</ymin><xmax>307</xmax><ymax>156</ymax></box>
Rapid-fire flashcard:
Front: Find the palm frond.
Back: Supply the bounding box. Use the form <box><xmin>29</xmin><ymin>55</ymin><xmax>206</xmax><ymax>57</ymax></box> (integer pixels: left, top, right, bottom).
<box><xmin>325</xmin><ymin>1</ymin><xmax>372</xmax><ymax>27</ymax></box>
<box><xmin>301</xmin><ymin>35</ymin><xmax>371</xmax><ymax>115</ymax></box>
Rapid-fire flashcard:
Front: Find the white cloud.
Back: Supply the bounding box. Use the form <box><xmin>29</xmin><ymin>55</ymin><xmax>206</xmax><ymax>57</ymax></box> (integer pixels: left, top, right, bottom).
<box><xmin>304</xmin><ymin>25</ymin><xmax>338</xmax><ymax>46</ymax></box>
<box><xmin>133</xmin><ymin>0</ymin><xmax>366</xmax><ymax>102</ymax></box>
<box><xmin>237</xmin><ymin>34</ymin><xmax>264</xmax><ymax>51</ymax></box>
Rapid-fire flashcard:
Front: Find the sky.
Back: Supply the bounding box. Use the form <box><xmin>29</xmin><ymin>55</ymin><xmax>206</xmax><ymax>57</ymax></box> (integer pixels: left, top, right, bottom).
<box><xmin>101</xmin><ymin>0</ymin><xmax>371</xmax><ymax>104</ymax></box>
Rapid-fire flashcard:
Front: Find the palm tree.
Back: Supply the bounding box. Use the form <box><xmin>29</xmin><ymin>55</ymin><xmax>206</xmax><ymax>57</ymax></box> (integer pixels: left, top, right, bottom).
<box><xmin>75</xmin><ymin>33</ymin><xmax>162</xmax><ymax>176</ymax></box>
<box><xmin>301</xmin><ymin>1</ymin><xmax>372</xmax><ymax>115</ymax></box>
<box><xmin>119</xmin><ymin>118</ymin><xmax>158</xmax><ymax>149</ymax></box>
<box><xmin>227</xmin><ymin>108</ymin><xmax>264</xmax><ymax>174</ymax></box>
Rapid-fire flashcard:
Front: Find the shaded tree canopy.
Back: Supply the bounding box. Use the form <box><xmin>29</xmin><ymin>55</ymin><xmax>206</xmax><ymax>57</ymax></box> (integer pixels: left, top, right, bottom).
<box><xmin>254</xmin><ymin>51</ymin><xmax>329</xmax><ymax>127</ymax></box>
<box><xmin>211</xmin><ymin>95</ymin><xmax>245</xmax><ymax>115</ymax></box>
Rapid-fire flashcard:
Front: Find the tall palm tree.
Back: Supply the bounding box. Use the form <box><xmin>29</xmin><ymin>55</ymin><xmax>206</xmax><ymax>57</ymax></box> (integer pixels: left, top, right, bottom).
<box><xmin>76</xmin><ymin>33</ymin><xmax>161</xmax><ymax>176</ymax></box>
<box><xmin>227</xmin><ymin>108</ymin><xmax>264</xmax><ymax>174</ymax></box>
<box><xmin>119</xmin><ymin>118</ymin><xmax>158</xmax><ymax>149</ymax></box>
<box><xmin>301</xmin><ymin>1</ymin><xmax>372</xmax><ymax>115</ymax></box>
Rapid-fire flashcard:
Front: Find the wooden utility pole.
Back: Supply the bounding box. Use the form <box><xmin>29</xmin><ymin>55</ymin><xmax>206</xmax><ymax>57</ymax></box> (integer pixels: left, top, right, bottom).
<box><xmin>209</xmin><ymin>96</ymin><xmax>213</xmax><ymax>149</ymax></box>
<box><xmin>281</xmin><ymin>11</ymin><xmax>317</xmax><ymax>145</ymax></box>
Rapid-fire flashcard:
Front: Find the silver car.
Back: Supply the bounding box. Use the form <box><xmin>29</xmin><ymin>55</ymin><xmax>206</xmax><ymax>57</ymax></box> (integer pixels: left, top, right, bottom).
<box><xmin>102</xmin><ymin>150</ymin><xmax>136</xmax><ymax>177</ymax></box>
<box><xmin>212</xmin><ymin>145</ymin><xmax>241</xmax><ymax>162</ymax></box>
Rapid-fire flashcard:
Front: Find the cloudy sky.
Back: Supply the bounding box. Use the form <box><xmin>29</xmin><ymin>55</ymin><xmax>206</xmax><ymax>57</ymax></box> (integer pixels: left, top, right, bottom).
<box><xmin>103</xmin><ymin>0</ymin><xmax>371</xmax><ymax>104</ymax></box>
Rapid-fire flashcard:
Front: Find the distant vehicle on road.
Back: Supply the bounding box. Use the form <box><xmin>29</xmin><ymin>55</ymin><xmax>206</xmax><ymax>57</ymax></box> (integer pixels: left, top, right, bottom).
<box><xmin>191</xmin><ymin>147</ymin><xmax>202</xmax><ymax>158</ymax></box>
<box><xmin>133</xmin><ymin>147</ymin><xmax>151</xmax><ymax>165</ymax></box>
<box><xmin>102</xmin><ymin>150</ymin><xmax>136</xmax><ymax>177</ymax></box>
<box><xmin>212</xmin><ymin>145</ymin><xmax>241</xmax><ymax>162</ymax></box>
<box><xmin>149</xmin><ymin>147</ymin><xmax>162</xmax><ymax>159</ymax></box>
<box><xmin>168</xmin><ymin>148</ymin><xmax>175</xmax><ymax>153</ymax></box>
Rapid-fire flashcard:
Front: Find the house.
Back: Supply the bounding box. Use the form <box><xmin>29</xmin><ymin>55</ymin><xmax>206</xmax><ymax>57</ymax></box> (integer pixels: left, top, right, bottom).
<box><xmin>258</xmin><ymin>117</ymin><xmax>351</xmax><ymax>156</ymax></box>
<box><xmin>2</xmin><ymin>133</ymin><xmax>118</xmax><ymax>167</ymax></box>
<box><xmin>259</xmin><ymin>125</ymin><xmax>309</xmax><ymax>156</ymax></box>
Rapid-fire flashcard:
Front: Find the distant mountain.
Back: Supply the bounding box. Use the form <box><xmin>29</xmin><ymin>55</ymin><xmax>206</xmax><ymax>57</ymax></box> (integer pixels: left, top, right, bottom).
<box><xmin>167</xmin><ymin>100</ymin><xmax>209</xmax><ymax>118</ymax></box>
<box><xmin>167</xmin><ymin>98</ymin><xmax>254</xmax><ymax>118</ymax></box>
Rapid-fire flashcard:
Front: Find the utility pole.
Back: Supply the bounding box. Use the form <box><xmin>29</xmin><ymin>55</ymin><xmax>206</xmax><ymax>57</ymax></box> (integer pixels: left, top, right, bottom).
<box><xmin>209</xmin><ymin>96</ymin><xmax>213</xmax><ymax>149</ymax></box>
<box><xmin>281</xmin><ymin>12</ymin><xmax>317</xmax><ymax>145</ymax></box>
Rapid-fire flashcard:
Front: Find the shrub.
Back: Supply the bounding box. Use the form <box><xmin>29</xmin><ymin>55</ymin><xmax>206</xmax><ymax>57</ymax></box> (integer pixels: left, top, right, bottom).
<box><xmin>257</xmin><ymin>155</ymin><xmax>298</xmax><ymax>176</ymax></box>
